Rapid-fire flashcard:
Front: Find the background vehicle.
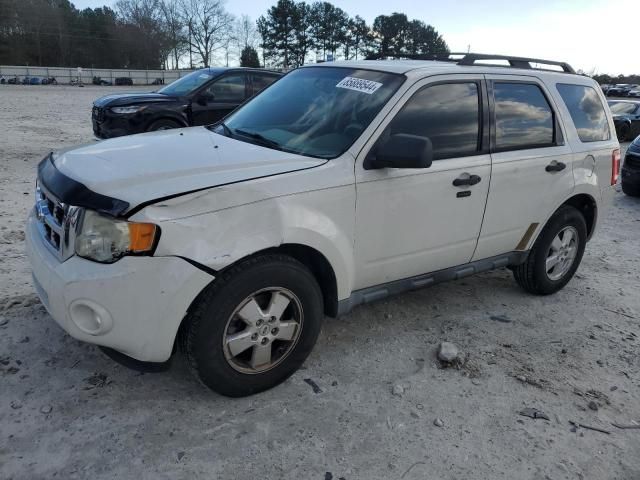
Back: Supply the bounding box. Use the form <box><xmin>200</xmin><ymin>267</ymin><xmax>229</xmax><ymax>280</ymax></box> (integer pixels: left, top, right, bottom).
<box><xmin>628</xmin><ymin>88</ymin><xmax>640</xmax><ymax>98</ymax></box>
<box><xmin>621</xmin><ymin>134</ymin><xmax>640</xmax><ymax>196</ymax></box>
<box><xmin>93</xmin><ymin>76</ymin><xmax>112</xmax><ymax>86</ymax></box>
<box><xmin>607</xmin><ymin>84</ymin><xmax>639</xmax><ymax>97</ymax></box>
<box><xmin>7</xmin><ymin>76</ymin><xmax>19</xmax><ymax>84</ymax></box>
<box><xmin>41</xmin><ymin>77</ymin><xmax>57</xmax><ymax>85</ymax></box>
<box><xmin>114</xmin><ymin>77</ymin><xmax>133</xmax><ymax>86</ymax></box>
<box><xmin>27</xmin><ymin>54</ymin><xmax>618</xmax><ymax>397</ymax></box>
<box><xmin>608</xmin><ymin>100</ymin><xmax>640</xmax><ymax>141</ymax></box>
<box><xmin>91</xmin><ymin>67</ymin><xmax>282</xmax><ymax>139</ymax></box>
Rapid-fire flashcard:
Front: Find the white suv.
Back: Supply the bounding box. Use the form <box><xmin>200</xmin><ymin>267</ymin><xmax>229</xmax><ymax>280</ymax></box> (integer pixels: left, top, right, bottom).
<box><xmin>26</xmin><ymin>54</ymin><xmax>619</xmax><ymax>396</ymax></box>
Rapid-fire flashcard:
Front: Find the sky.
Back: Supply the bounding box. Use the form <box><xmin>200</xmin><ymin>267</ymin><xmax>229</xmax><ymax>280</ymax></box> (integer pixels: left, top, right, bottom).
<box><xmin>72</xmin><ymin>0</ymin><xmax>638</xmax><ymax>75</ymax></box>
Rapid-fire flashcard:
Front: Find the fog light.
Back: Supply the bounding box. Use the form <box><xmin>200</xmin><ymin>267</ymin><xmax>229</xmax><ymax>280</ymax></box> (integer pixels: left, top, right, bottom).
<box><xmin>69</xmin><ymin>300</ymin><xmax>113</xmax><ymax>335</ymax></box>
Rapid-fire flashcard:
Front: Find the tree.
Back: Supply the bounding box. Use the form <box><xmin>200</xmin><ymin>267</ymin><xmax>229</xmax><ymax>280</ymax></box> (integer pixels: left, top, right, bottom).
<box><xmin>291</xmin><ymin>2</ymin><xmax>312</xmax><ymax>66</ymax></box>
<box><xmin>234</xmin><ymin>14</ymin><xmax>257</xmax><ymax>50</ymax></box>
<box><xmin>240</xmin><ymin>46</ymin><xmax>260</xmax><ymax>67</ymax></box>
<box><xmin>371</xmin><ymin>12</ymin><xmax>448</xmax><ymax>58</ymax></box>
<box><xmin>160</xmin><ymin>0</ymin><xmax>187</xmax><ymax>69</ymax></box>
<box><xmin>344</xmin><ymin>15</ymin><xmax>371</xmax><ymax>60</ymax></box>
<box><xmin>116</xmin><ymin>0</ymin><xmax>169</xmax><ymax>68</ymax></box>
<box><xmin>179</xmin><ymin>0</ymin><xmax>234</xmax><ymax>67</ymax></box>
<box><xmin>257</xmin><ymin>0</ymin><xmax>297</xmax><ymax>68</ymax></box>
<box><xmin>310</xmin><ymin>1</ymin><xmax>348</xmax><ymax>61</ymax></box>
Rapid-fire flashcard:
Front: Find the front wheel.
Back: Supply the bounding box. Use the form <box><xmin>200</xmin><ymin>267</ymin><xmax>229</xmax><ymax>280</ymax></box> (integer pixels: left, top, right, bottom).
<box><xmin>180</xmin><ymin>254</ymin><xmax>324</xmax><ymax>397</ymax></box>
<box><xmin>513</xmin><ymin>206</ymin><xmax>587</xmax><ymax>295</ymax></box>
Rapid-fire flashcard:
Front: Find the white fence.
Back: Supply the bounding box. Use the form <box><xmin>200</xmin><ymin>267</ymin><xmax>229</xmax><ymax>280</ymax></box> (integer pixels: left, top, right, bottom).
<box><xmin>0</xmin><ymin>65</ymin><xmax>196</xmax><ymax>85</ymax></box>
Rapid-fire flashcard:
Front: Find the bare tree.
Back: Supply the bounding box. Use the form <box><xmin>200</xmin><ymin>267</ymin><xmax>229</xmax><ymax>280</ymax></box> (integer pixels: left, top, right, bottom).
<box><xmin>179</xmin><ymin>0</ymin><xmax>234</xmax><ymax>67</ymax></box>
<box><xmin>234</xmin><ymin>14</ymin><xmax>258</xmax><ymax>51</ymax></box>
<box><xmin>160</xmin><ymin>0</ymin><xmax>186</xmax><ymax>69</ymax></box>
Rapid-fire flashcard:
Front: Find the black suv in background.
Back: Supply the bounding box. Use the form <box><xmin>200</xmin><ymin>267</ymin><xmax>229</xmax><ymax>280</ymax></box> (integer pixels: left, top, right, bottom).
<box><xmin>622</xmin><ymin>135</ymin><xmax>640</xmax><ymax>197</ymax></box>
<box><xmin>92</xmin><ymin>67</ymin><xmax>281</xmax><ymax>139</ymax></box>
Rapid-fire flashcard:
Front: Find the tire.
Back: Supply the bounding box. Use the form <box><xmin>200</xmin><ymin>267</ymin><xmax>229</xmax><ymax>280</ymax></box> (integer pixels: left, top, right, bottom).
<box><xmin>622</xmin><ymin>180</ymin><xmax>640</xmax><ymax>197</ymax></box>
<box><xmin>617</xmin><ymin>123</ymin><xmax>630</xmax><ymax>142</ymax></box>
<box><xmin>147</xmin><ymin>118</ymin><xmax>181</xmax><ymax>131</ymax></box>
<box><xmin>513</xmin><ymin>205</ymin><xmax>587</xmax><ymax>295</ymax></box>
<box><xmin>180</xmin><ymin>254</ymin><xmax>324</xmax><ymax>397</ymax></box>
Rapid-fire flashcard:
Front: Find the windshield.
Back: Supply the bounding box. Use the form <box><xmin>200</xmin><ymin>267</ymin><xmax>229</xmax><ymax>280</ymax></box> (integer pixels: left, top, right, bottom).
<box><xmin>158</xmin><ymin>70</ymin><xmax>217</xmax><ymax>96</ymax></box>
<box><xmin>609</xmin><ymin>102</ymin><xmax>638</xmax><ymax>115</ymax></box>
<box><xmin>220</xmin><ymin>67</ymin><xmax>405</xmax><ymax>159</ymax></box>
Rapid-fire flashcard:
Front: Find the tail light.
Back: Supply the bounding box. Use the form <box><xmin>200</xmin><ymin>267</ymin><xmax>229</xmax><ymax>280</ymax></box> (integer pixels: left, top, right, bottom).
<box><xmin>611</xmin><ymin>149</ymin><xmax>620</xmax><ymax>185</ymax></box>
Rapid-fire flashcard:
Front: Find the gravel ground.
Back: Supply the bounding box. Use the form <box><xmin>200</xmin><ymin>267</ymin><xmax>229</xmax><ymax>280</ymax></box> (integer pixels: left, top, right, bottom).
<box><xmin>1</xmin><ymin>85</ymin><xmax>639</xmax><ymax>480</ymax></box>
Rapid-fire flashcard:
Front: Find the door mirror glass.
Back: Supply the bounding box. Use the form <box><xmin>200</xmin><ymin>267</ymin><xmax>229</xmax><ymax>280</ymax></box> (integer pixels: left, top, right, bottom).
<box><xmin>365</xmin><ymin>134</ymin><xmax>433</xmax><ymax>170</ymax></box>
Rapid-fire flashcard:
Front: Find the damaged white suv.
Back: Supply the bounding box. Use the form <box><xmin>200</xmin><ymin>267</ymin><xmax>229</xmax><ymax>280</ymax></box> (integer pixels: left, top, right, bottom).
<box><xmin>26</xmin><ymin>54</ymin><xmax>619</xmax><ymax>396</ymax></box>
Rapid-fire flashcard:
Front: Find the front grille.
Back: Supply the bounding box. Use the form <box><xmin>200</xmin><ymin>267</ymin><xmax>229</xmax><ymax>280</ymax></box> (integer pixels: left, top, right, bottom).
<box><xmin>92</xmin><ymin>106</ymin><xmax>105</xmax><ymax>122</ymax></box>
<box><xmin>624</xmin><ymin>151</ymin><xmax>640</xmax><ymax>169</ymax></box>
<box><xmin>35</xmin><ymin>182</ymin><xmax>81</xmax><ymax>261</ymax></box>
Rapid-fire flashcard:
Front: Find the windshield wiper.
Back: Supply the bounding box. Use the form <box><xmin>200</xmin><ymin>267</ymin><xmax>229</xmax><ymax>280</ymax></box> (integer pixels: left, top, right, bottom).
<box><xmin>234</xmin><ymin>128</ymin><xmax>284</xmax><ymax>150</ymax></box>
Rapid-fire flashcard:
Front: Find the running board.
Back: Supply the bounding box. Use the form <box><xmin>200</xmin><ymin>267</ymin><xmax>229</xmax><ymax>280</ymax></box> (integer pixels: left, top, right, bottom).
<box><xmin>337</xmin><ymin>252</ymin><xmax>528</xmax><ymax>316</ymax></box>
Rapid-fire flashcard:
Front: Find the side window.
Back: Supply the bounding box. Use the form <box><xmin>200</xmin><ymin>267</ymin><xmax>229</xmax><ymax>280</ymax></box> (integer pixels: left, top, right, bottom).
<box><xmin>252</xmin><ymin>74</ymin><xmax>279</xmax><ymax>95</ymax></box>
<box><xmin>385</xmin><ymin>82</ymin><xmax>481</xmax><ymax>160</ymax></box>
<box><xmin>556</xmin><ymin>84</ymin><xmax>610</xmax><ymax>142</ymax></box>
<box><xmin>494</xmin><ymin>83</ymin><xmax>555</xmax><ymax>150</ymax></box>
<box><xmin>205</xmin><ymin>74</ymin><xmax>247</xmax><ymax>103</ymax></box>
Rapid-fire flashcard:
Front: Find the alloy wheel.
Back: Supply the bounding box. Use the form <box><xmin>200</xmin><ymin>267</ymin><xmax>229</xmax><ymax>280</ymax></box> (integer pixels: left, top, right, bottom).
<box><xmin>222</xmin><ymin>287</ymin><xmax>303</xmax><ymax>374</ymax></box>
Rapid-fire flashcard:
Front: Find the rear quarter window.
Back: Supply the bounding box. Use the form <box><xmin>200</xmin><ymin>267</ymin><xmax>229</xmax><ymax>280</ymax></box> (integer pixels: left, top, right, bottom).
<box><xmin>556</xmin><ymin>84</ymin><xmax>610</xmax><ymax>142</ymax></box>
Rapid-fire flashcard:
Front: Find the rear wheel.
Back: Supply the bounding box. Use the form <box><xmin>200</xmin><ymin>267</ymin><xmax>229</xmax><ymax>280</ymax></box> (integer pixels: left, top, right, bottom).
<box><xmin>513</xmin><ymin>206</ymin><xmax>587</xmax><ymax>295</ymax></box>
<box><xmin>148</xmin><ymin>118</ymin><xmax>182</xmax><ymax>131</ymax></box>
<box><xmin>180</xmin><ymin>254</ymin><xmax>324</xmax><ymax>397</ymax></box>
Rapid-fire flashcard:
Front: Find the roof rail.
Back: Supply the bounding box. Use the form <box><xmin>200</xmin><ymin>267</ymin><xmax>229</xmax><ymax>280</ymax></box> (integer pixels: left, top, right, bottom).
<box><xmin>452</xmin><ymin>53</ymin><xmax>576</xmax><ymax>74</ymax></box>
<box><xmin>366</xmin><ymin>52</ymin><xmax>576</xmax><ymax>74</ymax></box>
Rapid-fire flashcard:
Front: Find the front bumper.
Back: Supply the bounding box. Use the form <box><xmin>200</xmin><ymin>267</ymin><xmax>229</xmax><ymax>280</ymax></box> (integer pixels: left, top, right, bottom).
<box><xmin>25</xmin><ymin>212</ymin><xmax>213</xmax><ymax>362</ymax></box>
<box><xmin>92</xmin><ymin>110</ymin><xmax>146</xmax><ymax>139</ymax></box>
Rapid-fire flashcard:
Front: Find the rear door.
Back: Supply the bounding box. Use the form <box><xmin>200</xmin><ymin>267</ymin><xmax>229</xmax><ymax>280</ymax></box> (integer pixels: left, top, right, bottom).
<box><xmin>473</xmin><ymin>75</ymin><xmax>574</xmax><ymax>261</ymax></box>
<box><xmin>191</xmin><ymin>72</ymin><xmax>250</xmax><ymax>125</ymax></box>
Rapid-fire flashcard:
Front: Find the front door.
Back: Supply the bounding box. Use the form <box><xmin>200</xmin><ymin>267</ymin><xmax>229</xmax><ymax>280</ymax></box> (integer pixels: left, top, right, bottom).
<box><xmin>354</xmin><ymin>76</ymin><xmax>491</xmax><ymax>290</ymax></box>
<box><xmin>191</xmin><ymin>72</ymin><xmax>249</xmax><ymax>126</ymax></box>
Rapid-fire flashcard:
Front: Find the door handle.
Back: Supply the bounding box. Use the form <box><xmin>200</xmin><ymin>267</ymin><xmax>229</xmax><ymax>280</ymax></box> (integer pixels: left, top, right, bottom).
<box><xmin>545</xmin><ymin>161</ymin><xmax>566</xmax><ymax>172</ymax></box>
<box><xmin>453</xmin><ymin>173</ymin><xmax>481</xmax><ymax>187</ymax></box>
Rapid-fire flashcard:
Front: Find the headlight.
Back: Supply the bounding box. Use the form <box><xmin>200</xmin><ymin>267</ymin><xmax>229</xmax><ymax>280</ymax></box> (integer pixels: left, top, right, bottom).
<box><xmin>75</xmin><ymin>210</ymin><xmax>159</xmax><ymax>263</ymax></box>
<box><xmin>110</xmin><ymin>105</ymin><xmax>146</xmax><ymax>114</ymax></box>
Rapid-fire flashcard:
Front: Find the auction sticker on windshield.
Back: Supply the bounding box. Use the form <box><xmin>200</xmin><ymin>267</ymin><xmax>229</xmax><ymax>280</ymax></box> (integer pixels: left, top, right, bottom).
<box><xmin>336</xmin><ymin>77</ymin><xmax>383</xmax><ymax>94</ymax></box>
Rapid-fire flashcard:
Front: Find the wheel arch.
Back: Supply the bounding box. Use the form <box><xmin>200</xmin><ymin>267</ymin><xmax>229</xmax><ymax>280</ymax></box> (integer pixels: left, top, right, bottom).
<box><xmin>146</xmin><ymin>115</ymin><xmax>188</xmax><ymax>131</ymax></box>
<box><xmin>217</xmin><ymin>244</ymin><xmax>340</xmax><ymax>318</ymax></box>
<box><xmin>561</xmin><ymin>193</ymin><xmax>597</xmax><ymax>240</ymax></box>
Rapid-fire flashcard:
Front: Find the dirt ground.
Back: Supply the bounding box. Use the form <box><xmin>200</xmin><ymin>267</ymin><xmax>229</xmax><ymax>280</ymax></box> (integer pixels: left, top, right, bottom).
<box><xmin>1</xmin><ymin>85</ymin><xmax>639</xmax><ymax>480</ymax></box>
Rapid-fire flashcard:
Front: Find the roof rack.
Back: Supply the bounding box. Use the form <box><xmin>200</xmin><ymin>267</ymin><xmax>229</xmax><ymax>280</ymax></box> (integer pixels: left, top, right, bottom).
<box><xmin>366</xmin><ymin>52</ymin><xmax>576</xmax><ymax>74</ymax></box>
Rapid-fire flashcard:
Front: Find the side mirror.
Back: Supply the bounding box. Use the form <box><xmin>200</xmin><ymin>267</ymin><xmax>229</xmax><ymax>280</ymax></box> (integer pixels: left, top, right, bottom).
<box><xmin>364</xmin><ymin>133</ymin><xmax>433</xmax><ymax>170</ymax></box>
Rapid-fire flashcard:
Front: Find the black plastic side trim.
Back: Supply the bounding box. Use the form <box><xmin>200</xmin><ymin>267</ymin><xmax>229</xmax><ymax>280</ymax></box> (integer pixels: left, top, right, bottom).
<box><xmin>38</xmin><ymin>154</ymin><xmax>130</xmax><ymax>217</ymax></box>
<box><xmin>336</xmin><ymin>252</ymin><xmax>528</xmax><ymax>316</ymax></box>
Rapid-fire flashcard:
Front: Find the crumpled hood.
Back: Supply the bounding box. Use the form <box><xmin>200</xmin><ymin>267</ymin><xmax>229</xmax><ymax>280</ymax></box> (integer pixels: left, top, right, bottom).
<box><xmin>93</xmin><ymin>92</ymin><xmax>177</xmax><ymax>107</ymax></box>
<box><xmin>53</xmin><ymin>127</ymin><xmax>326</xmax><ymax>211</ymax></box>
